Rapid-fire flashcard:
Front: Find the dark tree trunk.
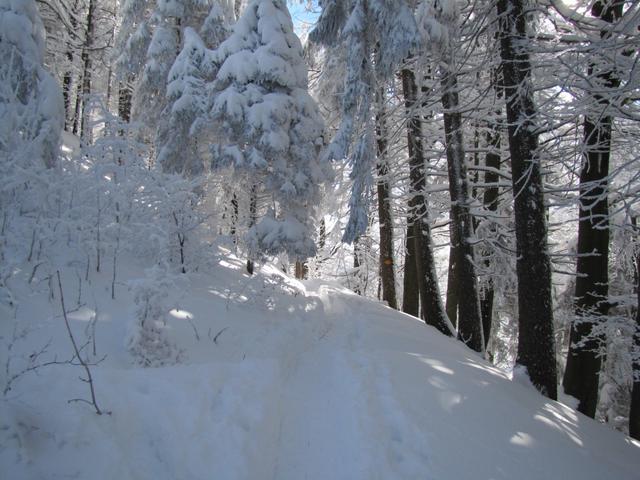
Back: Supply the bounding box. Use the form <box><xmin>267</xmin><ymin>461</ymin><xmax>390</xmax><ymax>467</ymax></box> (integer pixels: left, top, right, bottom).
<box><xmin>246</xmin><ymin>186</ymin><xmax>257</xmax><ymax>275</ymax></box>
<box><xmin>72</xmin><ymin>79</ymin><xmax>82</xmax><ymax>135</ymax></box>
<box><xmin>497</xmin><ymin>0</ymin><xmax>557</xmax><ymax>399</ymax></box>
<box><xmin>230</xmin><ymin>192</ymin><xmax>239</xmax><ymax>243</ymax></box>
<box><xmin>79</xmin><ymin>0</ymin><xmax>96</xmax><ymax>144</ymax></box>
<box><xmin>118</xmin><ymin>81</ymin><xmax>132</xmax><ymax>123</ymax></box>
<box><xmin>375</xmin><ymin>89</ymin><xmax>397</xmax><ymax>309</ymax></box>
<box><xmin>445</xmin><ymin>247</ymin><xmax>458</xmax><ymax>328</ymax></box>
<box><xmin>402</xmin><ymin>227</ymin><xmax>419</xmax><ymax>316</ymax></box>
<box><xmin>401</xmin><ymin>67</ymin><xmax>452</xmax><ymax>336</ymax></box>
<box><xmin>62</xmin><ymin>65</ymin><xmax>73</xmax><ymax>131</ymax></box>
<box><xmin>563</xmin><ymin>0</ymin><xmax>622</xmax><ymax>419</ymax></box>
<box><xmin>440</xmin><ymin>67</ymin><xmax>484</xmax><ymax>352</ymax></box>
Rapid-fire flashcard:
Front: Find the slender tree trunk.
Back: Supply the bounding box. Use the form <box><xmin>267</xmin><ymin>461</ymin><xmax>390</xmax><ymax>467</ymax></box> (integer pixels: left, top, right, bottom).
<box><xmin>294</xmin><ymin>261</ymin><xmax>308</xmax><ymax>279</ymax></box>
<box><xmin>563</xmin><ymin>0</ymin><xmax>622</xmax><ymax>419</ymax></box>
<box><xmin>401</xmin><ymin>67</ymin><xmax>453</xmax><ymax>336</ymax></box>
<box><xmin>63</xmin><ymin>0</ymin><xmax>80</xmax><ymax>131</ymax></box>
<box><xmin>375</xmin><ymin>88</ymin><xmax>397</xmax><ymax>309</ymax></box>
<box><xmin>402</xmin><ymin>226</ymin><xmax>419</xmax><ymax>316</ymax></box>
<box><xmin>445</xmin><ymin>239</ymin><xmax>459</xmax><ymax>328</ymax></box>
<box><xmin>480</xmin><ymin>123</ymin><xmax>501</xmax><ymax>348</ymax></box>
<box><xmin>72</xmin><ymin>81</ymin><xmax>82</xmax><ymax>135</ymax></box>
<box><xmin>118</xmin><ymin>81</ymin><xmax>132</xmax><ymax>123</ymax></box>
<box><xmin>80</xmin><ymin>0</ymin><xmax>96</xmax><ymax>144</ymax></box>
<box><xmin>440</xmin><ymin>65</ymin><xmax>484</xmax><ymax>352</ymax></box>
<box><xmin>230</xmin><ymin>192</ymin><xmax>239</xmax><ymax>244</ymax></box>
<box><xmin>246</xmin><ymin>186</ymin><xmax>257</xmax><ymax>275</ymax></box>
<box><xmin>62</xmin><ymin>61</ymin><xmax>73</xmax><ymax>131</ymax></box>
<box><xmin>353</xmin><ymin>237</ymin><xmax>362</xmax><ymax>295</ymax></box>
<box><xmin>497</xmin><ymin>0</ymin><xmax>557</xmax><ymax>399</ymax></box>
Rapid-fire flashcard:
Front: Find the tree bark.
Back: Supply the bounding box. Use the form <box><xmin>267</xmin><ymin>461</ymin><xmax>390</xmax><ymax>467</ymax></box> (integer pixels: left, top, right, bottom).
<box><xmin>79</xmin><ymin>0</ymin><xmax>96</xmax><ymax>144</ymax></box>
<box><xmin>401</xmin><ymin>67</ymin><xmax>453</xmax><ymax>336</ymax></box>
<box><xmin>246</xmin><ymin>186</ymin><xmax>257</xmax><ymax>275</ymax></box>
<box><xmin>118</xmin><ymin>81</ymin><xmax>133</xmax><ymax>123</ymax></box>
<box><xmin>375</xmin><ymin>88</ymin><xmax>398</xmax><ymax>309</ymax></box>
<box><xmin>480</xmin><ymin>124</ymin><xmax>501</xmax><ymax>349</ymax></box>
<box><xmin>563</xmin><ymin>0</ymin><xmax>622</xmax><ymax>419</ymax></box>
<box><xmin>497</xmin><ymin>0</ymin><xmax>557</xmax><ymax>399</ymax></box>
<box><xmin>445</xmin><ymin>246</ymin><xmax>458</xmax><ymax>327</ymax></box>
<box><xmin>402</xmin><ymin>227</ymin><xmax>419</xmax><ymax>316</ymax></box>
<box><xmin>440</xmin><ymin>66</ymin><xmax>484</xmax><ymax>352</ymax></box>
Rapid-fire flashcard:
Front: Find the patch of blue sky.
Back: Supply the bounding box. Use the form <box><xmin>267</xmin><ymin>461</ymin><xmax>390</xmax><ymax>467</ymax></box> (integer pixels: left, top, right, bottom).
<box><xmin>287</xmin><ymin>1</ymin><xmax>319</xmax><ymax>38</ymax></box>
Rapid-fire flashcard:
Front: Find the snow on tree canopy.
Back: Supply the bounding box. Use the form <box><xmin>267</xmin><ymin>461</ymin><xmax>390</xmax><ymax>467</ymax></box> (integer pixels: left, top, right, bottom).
<box><xmin>310</xmin><ymin>0</ymin><xmax>421</xmax><ymax>243</ymax></box>
<box><xmin>210</xmin><ymin>0</ymin><xmax>329</xmax><ymax>261</ymax></box>
<box><xmin>157</xmin><ymin>26</ymin><xmax>213</xmax><ymax>175</ymax></box>
<box><xmin>0</xmin><ymin>0</ymin><xmax>63</xmax><ymax>169</ymax></box>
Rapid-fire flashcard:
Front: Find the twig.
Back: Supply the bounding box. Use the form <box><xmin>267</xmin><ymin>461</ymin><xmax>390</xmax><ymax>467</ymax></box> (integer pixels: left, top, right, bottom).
<box><xmin>212</xmin><ymin>327</ymin><xmax>229</xmax><ymax>345</ymax></box>
<box><xmin>57</xmin><ymin>271</ymin><xmax>108</xmax><ymax>415</ymax></box>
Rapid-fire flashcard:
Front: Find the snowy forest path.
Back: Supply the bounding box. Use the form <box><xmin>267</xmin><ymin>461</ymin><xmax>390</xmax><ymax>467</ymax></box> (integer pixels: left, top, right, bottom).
<box><xmin>265</xmin><ymin>282</ymin><xmax>433</xmax><ymax>480</ymax></box>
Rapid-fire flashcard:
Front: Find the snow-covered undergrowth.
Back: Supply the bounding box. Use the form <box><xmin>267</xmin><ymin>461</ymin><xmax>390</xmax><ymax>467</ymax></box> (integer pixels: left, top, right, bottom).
<box><xmin>1</xmin><ymin>250</ymin><xmax>639</xmax><ymax>480</ymax></box>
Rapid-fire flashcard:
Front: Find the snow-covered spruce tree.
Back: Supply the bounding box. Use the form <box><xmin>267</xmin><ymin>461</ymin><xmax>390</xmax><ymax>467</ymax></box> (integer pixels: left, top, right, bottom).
<box><xmin>131</xmin><ymin>0</ymin><xmax>219</xmax><ymax>147</ymax></box>
<box><xmin>0</xmin><ymin>0</ymin><xmax>63</xmax><ymax>314</ymax></box>
<box><xmin>0</xmin><ymin>0</ymin><xmax>63</xmax><ymax>170</ymax></box>
<box><xmin>115</xmin><ymin>0</ymin><xmax>155</xmax><ymax>121</ymax></box>
<box><xmin>310</xmin><ymin>0</ymin><xmax>419</xmax><ymax>308</ymax></box>
<box><xmin>209</xmin><ymin>0</ymin><xmax>328</xmax><ymax>270</ymax></box>
<box><xmin>127</xmin><ymin>264</ymin><xmax>179</xmax><ymax>367</ymax></box>
<box><xmin>156</xmin><ymin>4</ymin><xmax>231</xmax><ymax>176</ymax></box>
<box><xmin>311</xmin><ymin>0</ymin><xmax>418</xmax><ymax>243</ymax></box>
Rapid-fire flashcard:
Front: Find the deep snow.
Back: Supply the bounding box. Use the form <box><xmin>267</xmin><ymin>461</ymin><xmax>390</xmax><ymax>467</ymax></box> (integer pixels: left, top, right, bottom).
<box><xmin>1</xmin><ymin>252</ymin><xmax>639</xmax><ymax>479</ymax></box>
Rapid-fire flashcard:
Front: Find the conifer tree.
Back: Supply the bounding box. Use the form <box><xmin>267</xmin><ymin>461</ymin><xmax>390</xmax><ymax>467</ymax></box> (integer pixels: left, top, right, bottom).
<box><xmin>0</xmin><ymin>0</ymin><xmax>63</xmax><ymax>169</ymax></box>
<box><xmin>209</xmin><ymin>0</ymin><xmax>328</xmax><ymax>265</ymax></box>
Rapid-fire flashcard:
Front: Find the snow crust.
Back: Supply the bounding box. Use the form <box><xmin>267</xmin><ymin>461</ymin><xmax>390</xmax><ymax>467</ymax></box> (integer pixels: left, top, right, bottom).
<box><xmin>1</xmin><ymin>251</ymin><xmax>639</xmax><ymax>479</ymax></box>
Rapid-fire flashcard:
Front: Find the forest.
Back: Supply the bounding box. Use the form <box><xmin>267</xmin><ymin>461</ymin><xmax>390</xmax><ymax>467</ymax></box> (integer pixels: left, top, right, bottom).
<box><xmin>1</xmin><ymin>0</ymin><xmax>640</xmax><ymax>476</ymax></box>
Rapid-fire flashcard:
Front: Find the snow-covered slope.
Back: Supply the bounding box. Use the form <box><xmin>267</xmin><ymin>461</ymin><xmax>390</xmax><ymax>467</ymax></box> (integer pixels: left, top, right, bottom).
<box><xmin>1</xmin><ymin>254</ymin><xmax>639</xmax><ymax>479</ymax></box>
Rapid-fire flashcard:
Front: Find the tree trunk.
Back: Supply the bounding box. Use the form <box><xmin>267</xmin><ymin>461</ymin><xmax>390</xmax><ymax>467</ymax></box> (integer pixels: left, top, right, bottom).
<box><xmin>563</xmin><ymin>0</ymin><xmax>622</xmax><ymax>419</ymax></box>
<box><xmin>480</xmin><ymin>123</ymin><xmax>501</xmax><ymax>349</ymax></box>
<box><xmin>246</xmin><ymin>186</ymin><xmax>257</xmax><ymax>275</ymax></box>
<box><xmin>294</xmin><ymin>261</ymin><xmax>308</xmax><ymax>280</ymax></box>
<box><xmin>497</xmin><ymin>0</ymin><xmax>557</xmax><ymax>399</ymax></box>
<box><xmin>80</xmin><ymin>0</ymin><xmax>96</xmax><ymax>144</ymax></box>
<box><xmin>401</xmin><ymin>67</ymin><xmax>453</xmax><ymax>336</ymax></box>
<box><xmin>440</xmin><ymin>66</ymin><xmax>484</xmax><ymax>352</ymax></box>
<box><xmin>375</xmin><ymin>88</ymin><xmax>397</xmax><ymax>309</ymax></box>
<box><xmin>353</xmin><ymin>237</ymin><xmax>362</xmax><ymax>295</ymax></box>
<box><xmin>402</xmin><ymin>227</ymin><xmax>419</xmax><ymax>316</ymax></box>
<box><xmin>445</xmin><ymin>246</ymin><xmax>458</xmax><ymax>327</ymax></box>
<box><xmin>62</xmin><ymin>63</ymin><xmax>73</xmax><ymax>131</ymax></box>
<box><xmin>118</xmin><ymin>81</ymin><xmax>133</xmax><ymax>123</ymax></box>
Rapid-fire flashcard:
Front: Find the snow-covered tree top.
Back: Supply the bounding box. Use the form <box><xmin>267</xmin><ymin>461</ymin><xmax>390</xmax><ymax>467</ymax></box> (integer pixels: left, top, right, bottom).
<box><xmin>213</xmin><ymin>0</ymin><xmax>307</xmax><ymax>89</ymax></box>
<box><xmin>0</xmin><ymin>0</ymin><xmax>47</xmax><ymax>64</ymax></box>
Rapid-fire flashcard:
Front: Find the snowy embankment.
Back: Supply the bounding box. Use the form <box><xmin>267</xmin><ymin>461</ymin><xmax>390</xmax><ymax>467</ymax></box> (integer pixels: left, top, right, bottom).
<box><xmin>1</xmin><ymin>253</ymin><xmax>639</xmax><ymax>480</ymax></box>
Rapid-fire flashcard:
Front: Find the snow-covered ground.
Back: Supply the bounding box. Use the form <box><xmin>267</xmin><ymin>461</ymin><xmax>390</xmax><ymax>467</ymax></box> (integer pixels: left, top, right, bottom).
<box><xmin>1</xmin><ymin>253</ymin><xmax>639</xmax><ymax>479</ymax></box>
